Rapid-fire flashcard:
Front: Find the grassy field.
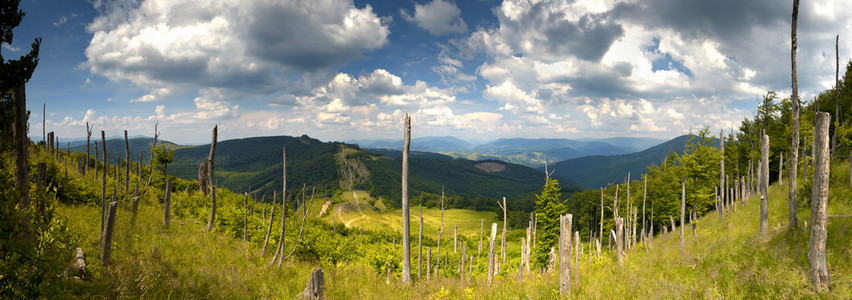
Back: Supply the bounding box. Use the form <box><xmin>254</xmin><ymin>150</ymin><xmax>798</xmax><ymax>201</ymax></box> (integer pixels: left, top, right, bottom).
<box><xmin>47</xmin><ymin>150</ymin><xmax>852</xmax><ymax>298</ymax></box>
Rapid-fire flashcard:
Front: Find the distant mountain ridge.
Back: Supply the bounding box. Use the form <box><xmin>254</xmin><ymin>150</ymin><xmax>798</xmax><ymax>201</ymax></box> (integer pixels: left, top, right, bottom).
<box><xmin>547</xmin><ymin>134</ymin><xmax>719</xmax><ymax>189</ymax></box>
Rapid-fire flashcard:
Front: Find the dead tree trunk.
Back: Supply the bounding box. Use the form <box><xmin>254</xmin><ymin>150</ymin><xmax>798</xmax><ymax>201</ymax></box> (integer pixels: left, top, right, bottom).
<box><xmin>809</xmin><ymin>112</ymin><xmax>831</xmax><ymax>291</ymax></box>
<box><xmin>559</xmin><ymin>213</ymin><xmax>573</xmax><ymax>297</ymax></box>
<box><xmin>163</xmin><ymin>178</ymin><xmax>171</xmax><ymax>228</ymax></box>
<box><xmin>418</xmin><ymin>204</ymin><xmax>423</xmax><ymax>280</ymax></box>
<box><xmin>244</xmin><ymin>192</ymin><xmax>248</xmax><ymax>241</ymax></box>
<box><xmin>789</xmin><ymin>0</ymin><xmax>801</xmax><ymax>229</ymax></box>
<box><xmin>454</xmin><ymin>225</ymin><xmax>457</xmax><ymax>253</ymax></box>
<box><xmin>147</xmin><ymin>123</ymin><xmax>159</xmax><ymax>186</ymax></box>
<box><xmin>616</xmin><ymin>217</ymin><xmax>624</xmax><ymax>267</ymax></box>
<box><xmin>272</xmin><ymin>148</ymin><xmax>288</xmax><ymax>267</ymax></box>
<box><xmin>834</xmin><ymin>35</ymin><xmax>840</xmax><ymax>153</ymax></box>
<box><xmin>642</xmin><ymin>174</ymin><xmax>647</xmax><ymax>245</ymax></box>
<box><xmin>426</xmin><ymin>247</ymin><xmax>431</xmax><ymax>281</ymax></box>
<box><xmin>574</xmin><ymin>231</ymin><xmax>580</xmax><ymax>283</ymax></box>
<box><xmin>100</xmin><ymin>131</ymin><xmax>107</xmax><ymax>239</ymax></box>
<box><xmin>299</xmin><ymin>268</ymin><xmax>324</xmax><ymax>300</ymax></box>
<box><xmin>760</xmin><ymin>132</ymin><xmax>770</xmax><ymax>235</ymax></box>
<box><xmin>101</xmin><ymin>201</ymin><xmax>117</xmax><ymax>266</ymax></box>
<box><xmin>487</xmin><ymin>222</ymin><xmax>497</xmax><ymax>284</ymax></box>
<box><xmin>436</xmin><ymin>187</ymin><xmax>445</xmax><ymax>275</ymax></box>
<box><xmin>680</xmin><ymin>181</ymin><xmax>686</xmax><ymax>257</ymax></box>
<box><xmin>86</xmin><ymin>122</ymin><xmax>93</xmax><ymax>176</ymax></box>
<box><xmin>400</xmin><ymin>113</ymin><xmax>412</xmax><ymax>284</ymax></box>
<box><xmin>720</xmin><ymin>129</ymin><xmax>726</xmax><ymax>217</ymax></box>
<box><xmin>198</xmin><ymin>161</ymin><xmax>209</xmax><ymax>195</ymax></box>
<box><xmin>498</xmin><ymin>197</ymin><xmax>507</xmax><ymax>265</ymax></box>
<box><xmin>261</xmin><ymin>204</ymin><xmax>275</xmax><ymax>257</ymax></box>
<box><xmin>130</xmin><ymin>196</ymin><xmax>139</xmax><ymax>227</ymax></box>
<box><xmin>124</xmin><ymin>130</ymin><xmax>130</xmax><ymax>193</ymax></box>
<box><xmin>478</xmin><ymin>218</ymin><xmax>483</xmax><ymax>256</ymax></box>
<box><xmin>12</xmin><ymin>84</ymin><xmax>29</xmax><ymax>207</ymax></box>
<box><xmin>206</xmin><ymin>126</ymin><xmax>218</xmax><ymax>232</ymax></box>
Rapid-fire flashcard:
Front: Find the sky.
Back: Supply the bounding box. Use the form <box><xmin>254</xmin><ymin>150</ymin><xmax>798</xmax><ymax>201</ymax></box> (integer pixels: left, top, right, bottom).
<box><xmin>7</xmin><ymin>0</ymin><xmax>852</xmax><ymax>145</ymax></box>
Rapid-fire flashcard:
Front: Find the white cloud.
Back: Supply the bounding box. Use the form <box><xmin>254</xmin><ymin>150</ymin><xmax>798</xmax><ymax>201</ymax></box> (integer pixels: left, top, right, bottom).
<box><xmin>85</xmin><ymin>0</ymin><xmax>389</xmax><ymax>99</ymax></box>
<box><xmin>401</xmin><ymin>0</ymin><xmax>467</xmax><ymax>35</ymax></box>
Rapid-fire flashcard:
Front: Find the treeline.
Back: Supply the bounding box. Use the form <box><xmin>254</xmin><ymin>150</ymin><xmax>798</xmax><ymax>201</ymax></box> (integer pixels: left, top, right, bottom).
<box><xmin>562</xmin><ymin>60</ymin><xmax>852</xmax><ymax>241</ymax></box>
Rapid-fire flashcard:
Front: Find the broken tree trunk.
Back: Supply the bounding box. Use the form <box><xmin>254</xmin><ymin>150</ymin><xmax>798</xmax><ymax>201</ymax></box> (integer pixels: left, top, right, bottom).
<box><xmin>147</xmin><ymin>123</ymin><xmax>158</xmax><ymax>186</ymax></box>
<box><xmin>198</xmin><ymin>161</ymin><xmax>209</xmax><ymax>196</ymax></box>
<box><xmin>616</xmin><ymin>217</ymin><xmax>624</xmax><ymax>267</ymax></box>
<box><xmin>573</xmin><ymin>231</ymin><xmax>580</xmax><ymax>284</ymax></box>
<box><xmin>163</xmin><ymin>178</ymin><xmax>171</xmax><ymax>228</ymax></box>
<box><xmin>401</xmin><ymin>114</ymin><xmax>412</xmax><ymax>284</ymax></box>
<box><xmin>74</xmin><ymin>247</ymin><xmax>86</xmax><ymax>279</ymax></box>
<box><xmin>487</xmin><ymin>222</ymin><xmax>497</xmax><ymax>285</ymax></box>
<box><xmin>272</xmin><ymin>148</ymin><xmax>288</xmax><ymax>267</ymax></box>
<box><xmin>86</xmin><ymin>122</ymin><xmax>92</xmax><ymax>176</ymax></box>
<box><xmin>124</xmin><ymin>130</ymin><xmax>129</xmax><ymax>193</ymax></box>
<box><xmin>498</xmin><ymin>197</ymin><xmax>507</xmax><ymax>265</ymax></box>
<box><xmin>101</xmin><ymin>201</ymin><xmax>117</xmax><ymax>266</ymax></box>
<box><xmin>680</xmin><ymin>181</ymin><xmax>685</xmax><ymax>257</ymax></box>
<box><xmin>760</xmin><ymin>132</ymin><xmax>770</xmax><ymax>235</ymax></box>
<box><xmin>206</xmin><ymin>126</ymin><xmax>218</xmax><ymax>232</ymax></box>
<box><xmin>299</xmin><ymin>268</ymin><xmax>324</xmax><ymax>300</ymax></box>
<box><xmin>479</xmin><ymin>218</ymin><xmax>484</xmax><ymax>256</ymax></box>
<box><xmin>809</xmin><ymin>112</ymin><xmax>831</xmax><ymax>291</ymax></box>
<box><xmin>418</xmin><ymin>204</ymin><xmax>423</xmax><ymax>280</ymax></box>
<box><xmin>559</xmin><ymin>214</ymin><xmax>573</xmax><ymax>297</ymax></box>
<box><xmin>130</xmin><ymin>196</ymin><xmax>139</xmax><ymax>228</ymax></box>
<box><xmin>100</xmin><ymin>131</ymin><xmax>107</xmax><ymax>239</ymax></box>
<box><xmin>244</xmin><ymin>192</ymin><xmax>248</xmax><ymax>241</ymax></box>
<box><xmin>426</xmin><ymin>247</ymin><xmax>431</xmax><ymax>281</ymax></box>
<box><xmin>261</xmin><ymin>205</ymin><xmax>275</xmax><ymax>257</ymax></box>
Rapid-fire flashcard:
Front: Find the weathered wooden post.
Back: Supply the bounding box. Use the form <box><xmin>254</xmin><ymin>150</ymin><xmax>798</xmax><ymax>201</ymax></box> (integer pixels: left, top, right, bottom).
<box><xmin>454</xmin><ymin>224</ymin><xmax>458</xmax><ymax>253</ymax></box>
<box><xmin>101</xmin><ymin>201</ymin><xmax>117</xmax><ymax>266</ymax></box>
<box><xmin>760</xmin><ymin>132</ymin><xmax>769</xmax><ymax>235</ymax></box>
<box><xmin>809</xmin><ymin>112</ymin><xmax>831</xmax><ymax>291</ymax></box>
<box><xmin>559</xmin><ymin>213</ymin><xmax>573</xmax><ymax>296</ymax></box>
<box><xmin>400</xmin><ymin>113</ymin><xmax>412</xmax><ymax>284</ymax></box>
<box><xmin>163</xmin><ymin>178</ymin><xmax>171</xmax><ymax>228</ymax></box>
<box><xmin>130</xmin><ymin>196</ymin><xmax>139</xmax><ymax>227</ymax></box>
<box><xmin>386</xmin><ymin>260</ymin><xmax>392</xmax><ymax>285</ymax></box>
<box><xmin>487</xmin><ymin>222</ymin><xmax>497</xmax><ymax>284</ymax></box>
<box><xmin>299</xmin><ymin>268</ymin><xmax>324</xmax><ymax>300</ymax></box>
<box><xmin>206</xmin><ymin>126</ymin><xmax>218</xmax><ymax>232</ymax></box>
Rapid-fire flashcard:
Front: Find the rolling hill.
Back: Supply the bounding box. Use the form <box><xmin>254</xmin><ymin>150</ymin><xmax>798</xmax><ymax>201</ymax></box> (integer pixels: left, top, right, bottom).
<box><xmin>548</xmin><ymin>134</ymin><xmax>717</xmax><ymax>189</ymax></box>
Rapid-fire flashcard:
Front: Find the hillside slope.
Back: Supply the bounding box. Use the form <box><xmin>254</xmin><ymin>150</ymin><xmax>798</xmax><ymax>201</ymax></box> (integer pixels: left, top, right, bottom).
<box><xmin>549</xmin><ymin>134</ymin><xmax>717</xmax><ymax>189</ymax></box>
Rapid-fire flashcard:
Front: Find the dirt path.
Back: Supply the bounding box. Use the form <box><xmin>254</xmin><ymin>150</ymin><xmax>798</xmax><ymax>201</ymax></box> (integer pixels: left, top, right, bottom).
<box><xmin>341</xmin><ymin>191</ymin><xmax>367</xmax><ymax>228</ymax></box>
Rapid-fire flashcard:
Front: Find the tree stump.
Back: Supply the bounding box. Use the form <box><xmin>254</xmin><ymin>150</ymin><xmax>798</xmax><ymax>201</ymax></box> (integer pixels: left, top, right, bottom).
<box><xmin>487</xmin><ymin>222</ymin><xmax>497</xmax><ymax>284</ymax></box>
<box><xmin>299</xmin><ymin>268</ymin><xmax>324</xmax><ymax>299</ymax></box>
<box><xmin>101</xmin><ymin>202</ymin><xmax>117</xmax><ymax>266</ymax></box>
<box><xmin>163</xmin><ymin>178</ymin><xmax>171</xmax><ymax>228</ymax></box>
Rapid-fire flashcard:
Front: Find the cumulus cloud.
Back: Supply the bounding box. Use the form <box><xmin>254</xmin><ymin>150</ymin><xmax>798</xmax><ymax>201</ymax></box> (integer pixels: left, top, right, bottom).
<box><xmin>84</xmin><ymin>0</ymin><xmax>389</xmax><ymax>101</ymax></box>
<box><xmin>401</xmin><ymin>0</ymin><xmax>468</xmax><ymax>35</ymax></box>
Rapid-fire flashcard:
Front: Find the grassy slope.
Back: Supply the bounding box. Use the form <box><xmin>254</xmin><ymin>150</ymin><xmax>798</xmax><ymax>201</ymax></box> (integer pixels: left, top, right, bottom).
<box><xmin>53</xmin><ymin>149</ymin><xmax>851</xmax><ymax>298</ymax></box>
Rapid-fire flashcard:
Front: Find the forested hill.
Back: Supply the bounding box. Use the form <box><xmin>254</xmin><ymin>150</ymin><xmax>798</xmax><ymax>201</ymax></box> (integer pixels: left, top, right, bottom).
<box><xmin>73</xmin><ymin>134</ymin><xmax>567</xmax><ymax>208</ymax></box>
<box><xmin>548</xmin><ymin>134</ymin><xmax>719</xmax><ymax>189</ymax></box>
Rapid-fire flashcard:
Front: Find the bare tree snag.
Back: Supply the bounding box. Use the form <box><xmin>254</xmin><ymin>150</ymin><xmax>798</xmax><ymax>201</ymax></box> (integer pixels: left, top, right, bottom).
<box><xmin>163</xmin><ymin>178</ymin><xmax>171</xmax><ymax>228</ymax></box>
<box><xmin>436</xmin><ymin>186</ymin><xmax>445</xmax><ymax>274</ymax></box>
<box><xmin>206</xmin><ymin>126</ymin><xmax>218</xmax><ymax>232</ymax></box>
<box><xmin>124</xmin><ymin>130</ymin><xmax>130</xmax><ymax>193</ymax></box>
<box><xmin>130</xmin><ymin>196</ymin><xmax>139</xmax><ymax>227</ymax></box>
<box><xmin>789</xmin><ymin>0</ymin><xmax>801</xmax><ymax>229</ymax></box>
<box><xmin>809</xmin><ymin>112</ymin><xmax>831</xmax><ymax>291</ymax></box>
<box><xmin>198</xmin><ymin>161</ymin><xmax>209</xmax><ymax>195</ymax></box>
<box><xmin>454</xmin><ymin>224</ymin><xmax>458</xmax><ymax>253</ymax></box>
<box><xmin>642</xmin><ymin>174</ymin><xmax>647</xmax><ymax>245</ymax></box>
<box><xmin>94</xmin><ymin>141</ymin><xmax>99</xmax><ymax>179</ymax></box>
<box><xmin>100</xmin><ymin>131</ymin><xmax>107</xmax><ymax>238</ymax></box>
<box><xmin>761</xmin><ymin>132</ymin><xmax>770</xmax><ymax>235</ymax></box>
<box><xmin>418</xmin><ymin>204</ymin><xmax>423</xmax><ymax>280</ymax></box>
<box><xmin>573</xmin><ymin>230</ymin><xmax>580</xmax><ymax>284</ymax></box>
<box><xmin>478</xmin><ymin>218</ymin><xmax>483</xmax><ymax>256</ymax></box>
<box><xmin>616</xmin><ymin>217</ymin><xmax>624</xmax><ymax>267</ymax></box>
<box><xmin>101</xmin><ymin>201</ymin><xmax>117</xmax><ymax>266</ymax></box>
<box><xmin>720</xmin><ymin>129</ymin><xmax>726</xmax><ymax>218</ymax></box>
<box><xmin>299</xmin><ymin>268</ymin><xmax>324</xmax><ymax>300</ymax></box>
<box><xmin>498</xmin><ymin>197</ymin><xmax>507</xmax><ymax>265</ymax></box>
<box><xmin>86</xmin><ymin>122</ymin><xmax>93</xmax><ymax>176</ymax></box>
<box><xmin>262</xmin><ymin>205</ymin><xmax>275</xmax><ymax>257</ymax></box>
<box><xmin>147</xmin><ymin>122</ymin><xmax>159</xmax><ymax>186</ymax></box>
<box><xmin>12</xmin><ymin>84</ymin><xmax>29</xmax><ymax>207</ymax></box>
<box><xmin>680</xmin><ymin>181</ymin><xmax>686</xmax><ymax>257</ymax></box>
<box><xmin>599</xmin><ymin>188</ymin><xmax>604</xmax><ymax>244</ymax></box>
<box><xmin>386</xmin><ymin>260</ymin><xmax>392</xmax><ymax>285</ymax></box>
<box><xmin>401</xmin><ymin>113</ymin><xmax>412</xmax><ymax>284</ymax></box>
<box><xmin>244</xmin><ymin>192</ymin><xmax>248</xmax><ymax>241</ymax></box>
<box><xmin>559</xmin><ymin>213</ymin><xmax>573</xmax><ymax>296</ymax></box>
<box><xmin>834</xmin><ymin>35</ymin><xmax>840</xmax><ymax>153</ymax></box>
<box><xmin>272</xmin><ymin>148</ymin><xmax>288</xmax><ymax>268</ymax></box>
<box><xmin>487</xmin><ymin>222</ymin><xmax>497</xmax><ymax>285</ymax></box>
<box><xmin>779</xmin><ymin>152</ymin><xmax>784</xmax><ymax>184</ymax></box>
<box><xmin>426</xmin><ymin>247</ymin><xmax>431</xmax><ymax>281</ymax></box>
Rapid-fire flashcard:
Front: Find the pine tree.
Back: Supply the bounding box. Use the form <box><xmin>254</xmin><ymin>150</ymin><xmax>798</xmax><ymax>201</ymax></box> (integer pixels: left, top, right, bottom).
<box><xmin>533</xmin><ymin>177</ymin><xmax>564</xmax><ymax>268</ymax></box>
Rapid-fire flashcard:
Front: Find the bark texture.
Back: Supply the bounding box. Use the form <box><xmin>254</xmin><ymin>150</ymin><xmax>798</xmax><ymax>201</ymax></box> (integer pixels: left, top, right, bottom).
<box><xmin>400</xmin><ymin>113</ymin><xmax>412</xmax><ymax>284</ymax></box>
<box><xmin>809</xmin><ymin>112</ymin><xmax>831</xmax><ymax>291</ymax></box>
<box><xmin>559</xmin><ymin>214</ymin><xmax>573</xmax><ymax>297</ymax></box>
<box><xmin>760</xmin><ymin>132</ymin><xmax>770</xmax><ymax>235</ymax></box>
<box><xmin>789</xmin><ymin>0</ymin><xmax>800</xmax><ymax>229</ymax></box>
<box><xmin>206</xmin><ymin>126</ymin><xmax>218</xmax><ymax>232</ymax></box>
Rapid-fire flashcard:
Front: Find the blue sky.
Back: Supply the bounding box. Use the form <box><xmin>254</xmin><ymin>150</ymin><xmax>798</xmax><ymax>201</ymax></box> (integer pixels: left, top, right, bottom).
<box><xmin>8</xmin><ymin>0</ymin><xmax>851</xmax><ymax>144</ymax></box>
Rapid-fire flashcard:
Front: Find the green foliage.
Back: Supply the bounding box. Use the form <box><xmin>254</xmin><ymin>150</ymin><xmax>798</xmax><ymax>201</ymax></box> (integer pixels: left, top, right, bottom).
<box><xmin>533</xmin><ymin>177</ymin><xmax>564</xmax><ymax>267</ymax></box>
<box><xmin>152</xmin><ymin>145</ymin><xmax>174</xmax><ymax>174</ymax></box>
